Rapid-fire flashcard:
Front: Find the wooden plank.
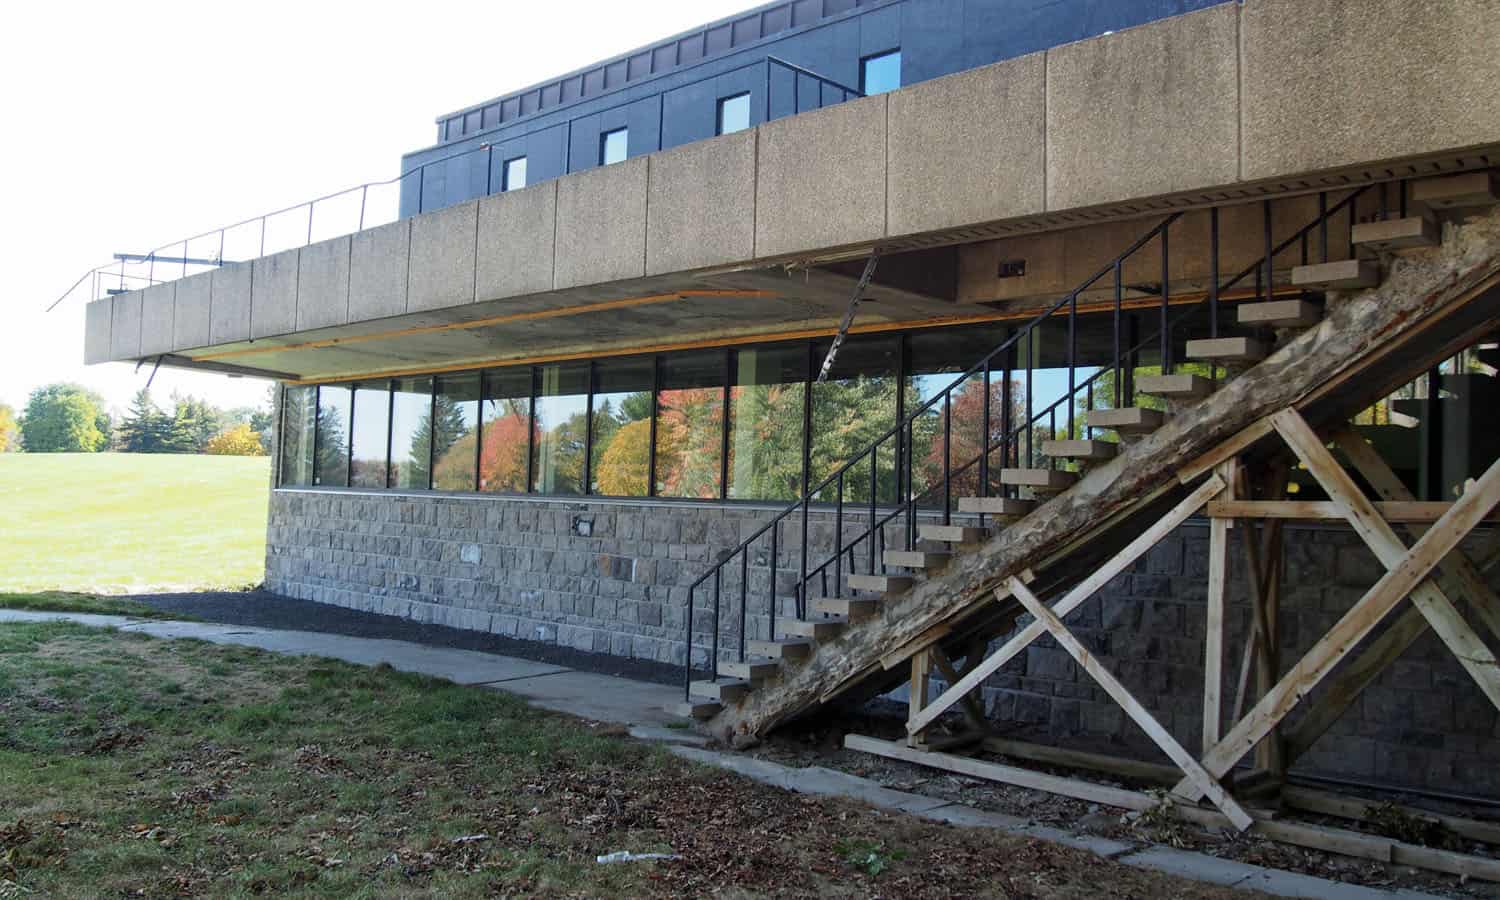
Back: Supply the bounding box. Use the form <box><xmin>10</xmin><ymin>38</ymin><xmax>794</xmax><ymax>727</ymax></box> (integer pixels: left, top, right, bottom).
<box><xmin>1204</xmin><ymin>460</ymin><xmax>1235</xmax><ymax>752</ymax></box>
<box><xmin>908</xmin><ymin>650</ymin><xmax>932</xmax><ymax>748</ymax></box>
<box><xmin>880</xmin><ymin>621</ymin><xmax>954</xmax><ymax>671</ymax></box>
<box><xmin>1207</xmin><ymin>500</ymin><xmax>1500</xmax><ymax>522</ymax></box>
<box><xmin>1009</xmin><ymin>577</ymin><xmax>1254</xmax><ymax>832</ymax></box>
<box><xmin>1177</xmin><ymin>435</ymin><xmax>1500</xmax><ymax>801</ymax></box>
<box><xmin>845</xmin><ymin>733</ymin><xmax>1155</xmax><ymax>812</ymax></box>
<box><xmin>929</xmin><ymin>645</ymin><xmax>989</xmax><ymax>734</ymax></box>
<box><xmin>905</xmin><ymin>475</ymin><xmax>1225</xmax><ymax>736</ymax></box>
<box><xmin>1273</xmin><ymin>411</ymin><xmax>1500</xmax><ymax>714</ymax></box>
<box><xmin>980</xmin><ymin>737</ymin><xmax>1178</xmax><ymax>784</ymax></box>
<box><xmin>1284</xmin><ymin>786</ymin><xmax>1500</xmax><ymax>848</ymax></box>
<box><xmin>1177</xmin><ymin>417</ymin><xmax>1274</xmax><ymax>485</ymax></box>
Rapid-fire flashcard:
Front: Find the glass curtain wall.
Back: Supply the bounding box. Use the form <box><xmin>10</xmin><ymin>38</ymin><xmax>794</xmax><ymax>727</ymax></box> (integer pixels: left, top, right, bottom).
<box><xmin>432</xmin><ymin>374</ymin><xmax>481</xmax><ymax>492</ymax></box>
<box><xmin>590</xmin><ymin>357</ymin><xmax>653</xmax><ymax>497</ymax></box>
<box><xmin>655</xmin><ymin>350</ymin><xmax>725</xmax><ymax>499</ymax></box>
<box><xmin>389</xmin><ymin>377</ymin><xmax>434</xmax><ymax>490</ymax></box>
<box><xmin>533</xmin><ymin>363</ymin><xmax>589</xmax><ymax>495</ymax></box>
<box><xmin>727</xmin><ymin>343</ymin><xmax>807</xmax><ymax>501</ymax></box>
<box><xmin>280</xmin><ymin>386</ymin><xmax>316</xmax><ymax>486</ymax></box>
<box><xmin>314</xmin><ymin>385</ymin><xmax>351</xmax><ymax>487</ymax></box>
<box><xmin>808</xmin><ymin>335</ymin><xmax>899</xmax><ymax>504</ymax></box>
<box><xmin>480</xmin><ymin>369</ymin><xmax>533</xmax><ymax>493</ymax></box>
<box><xmin>350</xmin><ymin>382</ymin><xmax>391</xmax><ymax>488</ymax></box>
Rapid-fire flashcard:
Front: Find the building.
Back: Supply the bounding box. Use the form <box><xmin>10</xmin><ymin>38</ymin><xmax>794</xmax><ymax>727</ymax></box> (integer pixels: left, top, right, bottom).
<box><xmin>80</xmin><ymin>0</ymin><xmax>1500</xmax><ymax>868</ymax></box>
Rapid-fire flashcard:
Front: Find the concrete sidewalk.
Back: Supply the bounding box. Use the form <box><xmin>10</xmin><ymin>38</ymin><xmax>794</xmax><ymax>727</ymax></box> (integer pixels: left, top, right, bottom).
<box><xmin>0</xmin><ymin>609</ymin><xmax>1445</xmax><ymax>900</ymax></box>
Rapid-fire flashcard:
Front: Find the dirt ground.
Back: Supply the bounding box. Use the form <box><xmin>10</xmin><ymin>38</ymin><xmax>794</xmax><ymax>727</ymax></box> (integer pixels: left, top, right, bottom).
<box><xmin>735</xmin><ymin>703</ymin><xmax>1500</xmax><ymax>899</ymax></box>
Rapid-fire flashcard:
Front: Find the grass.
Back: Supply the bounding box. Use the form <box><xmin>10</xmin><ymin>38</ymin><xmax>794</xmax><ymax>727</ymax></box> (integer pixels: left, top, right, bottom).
<box><xmin>0</xmin><ymin>453</ymin><xmax>269</xmax><ymax>593</ymax></box>
<box><xmin>0</xmin><ymin>623</ymin><xmax>1248</xmax><ymax>899</ymax></box>
<box><xmin>0</xmin><ymin>591</ymin><xmax>188</xmax><ymax>620</ymax></box>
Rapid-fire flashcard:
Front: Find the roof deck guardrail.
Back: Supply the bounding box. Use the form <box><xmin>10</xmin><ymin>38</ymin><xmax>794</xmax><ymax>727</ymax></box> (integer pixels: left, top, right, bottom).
<box><xmin>51</xmin><ymin>56</ymin><xmax>861</xmax><ymax>314</ymax></box>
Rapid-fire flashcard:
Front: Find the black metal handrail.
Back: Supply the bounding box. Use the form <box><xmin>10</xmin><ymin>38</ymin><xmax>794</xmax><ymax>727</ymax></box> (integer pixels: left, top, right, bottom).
<box><xmin>51</xmin><ymin>56</ymin><xmax>860</xmax><ymax>314</ymax></box>
<box><xmin>683</xmin><ymin>182</ymin><xmax>1379</xmax><ymax>697</ymax></box>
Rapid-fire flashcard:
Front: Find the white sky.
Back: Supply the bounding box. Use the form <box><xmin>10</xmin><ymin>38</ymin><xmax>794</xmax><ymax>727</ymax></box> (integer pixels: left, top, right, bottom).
<box><xmin>0</xmin><ymin>0</ymin><xmax>750</xmax><ymax>418</ymax></box>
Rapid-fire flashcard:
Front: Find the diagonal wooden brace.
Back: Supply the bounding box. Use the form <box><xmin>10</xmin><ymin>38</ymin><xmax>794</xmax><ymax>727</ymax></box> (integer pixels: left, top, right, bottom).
<box><xmin>1274</xmin><ymin>411</ymin><xmax>1500</xmax><ymax>713</ymax></box>
<box><xmin>905</xmin><ymin>474</ymin><xmax>1226</xmax><ymax>737</ymax></box>
<box><xmin>1009</xmin><ymin>576</ymin><xmax>1254</xmax><ymax>832</ymax></box>
<box><xmin>1175</xmin><ymin>441</ymin><xmax>1500</xmax><ymax>802</ymax></box>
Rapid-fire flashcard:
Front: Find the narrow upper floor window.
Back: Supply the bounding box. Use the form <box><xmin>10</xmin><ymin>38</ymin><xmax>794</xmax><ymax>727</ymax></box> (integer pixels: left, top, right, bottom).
<box><xmin>600</xmin><ymin>127</ymin><xmax>628</xmax><ymax>165</ymax></box>
<box><xmin>503</xmin><ymin>156</ymin><xmax>527</xmax><ymax>191</ymax></box>
<box><xmin>861</xmin><ymin>49</ymin><xmax>901</xmax><ymax>95</ymax></box>
<box><xmin>717</xmin><ymin>92</ymin><xmax>751</xmax><ymax>135</ymax></box>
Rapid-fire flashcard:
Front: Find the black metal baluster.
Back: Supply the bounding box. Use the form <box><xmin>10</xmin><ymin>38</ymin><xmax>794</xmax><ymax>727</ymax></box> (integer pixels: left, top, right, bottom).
<box><xmin>768</xmin><ymin>522</ymin><xmax>780</xmax><ymax>638</ymax></box>
<box><xmin>1113</xmin><ymin>261</ymin><xmax>1124</xmax><ymax>406</ymax></box>
<box><xmin>739</xmin><ymin>550</ymin><xmax>748</xmax><ymax>663</ymax></box>
<box><xmin>868</xmin><ymin>451</ymin><xmax>878</xmax><ymax>573</ymax></box>
<box><xmin>684</xmin><ymin>584</ymin><xmax>695</xmax><ymax>700</ymax></box>
<box><xmin>980</xmin><ymin>359</ymin><xmax>991</xmax><ymax>503</ymax></box>
<box><xmin>1067</xmin><ymin>292</ymin><xmax>1077</xmax><ymax>439</ymax></box>
<box><xmin>712</xmin><ymin>570</ymin><xmax>721</xmax><ymax>682</ymax></box>
<box><xmin>834</xmin><ymin>470</ymin><xmax>845</xmax><ymax>598</ymax></box>
<box><xmin>942</xmin><ymin>392</ymin><xmax>952</xmax><ymax>525</ymax></box>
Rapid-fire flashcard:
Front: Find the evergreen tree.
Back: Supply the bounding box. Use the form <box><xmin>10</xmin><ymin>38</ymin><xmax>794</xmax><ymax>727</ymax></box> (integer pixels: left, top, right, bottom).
<box><xmin>167</xmin><ymin>394</ymin><xmax>223</xmax><ymax>453</ymax></box>
<box><xmin>117</xmin><ymin>389</ymin><xmax>174</xmax><ymax>453</ymax></box>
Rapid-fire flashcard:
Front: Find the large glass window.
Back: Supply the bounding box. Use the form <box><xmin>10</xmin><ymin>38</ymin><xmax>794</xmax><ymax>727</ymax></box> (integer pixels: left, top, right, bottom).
<box><xmin>480</xmin><ymin>369</ymin><xmax>532</xmax><ymax>494</ymax></box>
<box><xmin>389</xmin><ymin>377</ymin><xmax>434</xmax><ymax>490</ymax></box>
<box><xmin>600</xmin><ymin>127</ymin><xmax>628</xmax><ymax>165</ymax></box>
<box><xmin>314</xmin><ymin>385</ymin><xmax>350</xmax><ymax>487</ymax></box>
<box><xmin>656</xmin><ymin>351</ymin><xmax>726</xmax><ymax>499</ymax></box>
<box><xmin>861</xmin><ymin>50</ymin><xmax>901</xmax><ymax>96</ymax></box>
<box><xmin>717</xmin><ymin>93</ymin><xmax>751</xmax><ymax>135</ymax></box>
<box><xmin>350</xmin><ymin>382</ymin><xmax>391</xmax><ymax>488</ymax></box>
<box><xmin>280</xmin><ymin>386</ymin><xmax>316</xmax><ymax>486</ymax></box>
<box><xmin>432</xmin><ymin>374</ymin><xmax>480</xmax><ymax>492</ymax></box>
<box><xmin>907</xmin><ymin>326</ymin><xmax>1015</xmax><ymax>502</ymax></box>
<box><xmin>810</xmin><ymin>336</ymin><xmax>899</xmax><ymax>503</ymax></box>
<box><xmin>503</xmin><ymin>156</ymin><xmax>527</xmax><ymax>192</ymax></box>
<box><xmin>727</xmin><ymin>344</ymin><xmax>807</xmax><ymax>501</ymax></box>
<box><xmin>590</xmin><ymin>357</ymin><xmax>654</xmax><ymax>497</ymax></box>
<box><xmin>533</xmin><ymin>363</ymin><xmax>589</xmax><ymax>495</ymax></box>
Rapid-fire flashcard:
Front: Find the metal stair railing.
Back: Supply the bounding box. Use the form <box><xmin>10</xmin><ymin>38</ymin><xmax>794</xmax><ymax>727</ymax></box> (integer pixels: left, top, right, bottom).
<box><xmin>50</xmin><ymin>56</ymin><xmax>860</xmax><ymax>313</ymax></box>
<box><xmin>683</xmin><ymin>182</ymin><xmax>1384</xmax><ymax>699</ymax></box>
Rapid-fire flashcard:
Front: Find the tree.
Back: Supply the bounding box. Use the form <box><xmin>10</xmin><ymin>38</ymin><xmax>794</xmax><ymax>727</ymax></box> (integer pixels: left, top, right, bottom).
<box><xmin>477</xmin><ymin>399</ymin><xmax>534</xmax><ymax>492</ymax></box>
<box><xmin>167</xmin><ymin>394</ymin><xmax>224</xmax><ymax>453</ymax></box>
<box><xmin>0</xmin><ymin>404</ymin><xmax>19</xmax><ymax>452</ymax></box>
<box><xmin>117</xmin><ymin>389</ymin><xmax>174</xmax><ymax>453</ymax></box>
<box><xmin>594</xmin><ymin>418</ymin><xmax>655</xmax><ymax>496</ymax></box>
<box><xmin>20</xmin><ymin>383</ymin><xmax>109</xmax><ymax>453</ymax></box>
<box><xmin>205</xmin><ymin>423</ymin><xmax>267</xmax><ymax>456</ymax></box>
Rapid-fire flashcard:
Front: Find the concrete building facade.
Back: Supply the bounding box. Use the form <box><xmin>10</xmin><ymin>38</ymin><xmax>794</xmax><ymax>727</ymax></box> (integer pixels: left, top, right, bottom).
<box><xmin>83</xmin><ymin>0</ymin><xmax>1500</xmax><ymax>812</ymax></box>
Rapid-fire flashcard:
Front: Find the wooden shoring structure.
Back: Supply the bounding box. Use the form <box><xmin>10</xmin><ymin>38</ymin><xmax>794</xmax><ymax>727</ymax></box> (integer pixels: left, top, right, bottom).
<box><xmin>865</xmin><ymin>405</ymin><xmax>1500</xmax><ymax>879</ymax></box>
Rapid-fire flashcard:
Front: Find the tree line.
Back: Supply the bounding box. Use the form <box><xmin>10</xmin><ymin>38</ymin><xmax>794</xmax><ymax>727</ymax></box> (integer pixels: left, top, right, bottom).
<box><xmin>0</xmin><ymin>383</ymin><xmax>273</xmax><ymax>456</ymax></box>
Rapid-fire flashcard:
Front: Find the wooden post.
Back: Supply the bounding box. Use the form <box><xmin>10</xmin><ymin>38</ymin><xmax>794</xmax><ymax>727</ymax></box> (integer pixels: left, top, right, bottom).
<box><xmin>908</xmin><ymin>649</ymin><xmax>931</xmax><ymax>749</ymax></box>
<box><xmin>1204</xmin><ymin>461</ymin><xmax>1235</xmax><ymax>752</ymax></box>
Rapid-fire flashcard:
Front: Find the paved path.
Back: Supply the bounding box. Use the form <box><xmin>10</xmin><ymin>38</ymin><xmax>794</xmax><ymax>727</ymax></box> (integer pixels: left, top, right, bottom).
<box><xmin>0</xmin><ymin>609</ymin><xmax>1443</xmax><ymax>900</ymax></box>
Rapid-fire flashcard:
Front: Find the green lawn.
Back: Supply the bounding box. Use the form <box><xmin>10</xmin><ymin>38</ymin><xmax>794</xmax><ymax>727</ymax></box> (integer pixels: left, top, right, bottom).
<box><xmin>0</xmin><ymin>454</ymin><xmax>269</xmax><ymax>593</ymax></box>
<box><xmin>0</xmin><ymin>623</ymin><xmax>1245</xmax><ymax>898</ymax></box>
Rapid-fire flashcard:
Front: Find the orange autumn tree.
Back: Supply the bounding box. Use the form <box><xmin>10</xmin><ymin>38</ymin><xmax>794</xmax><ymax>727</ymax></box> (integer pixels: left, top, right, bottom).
<box><xmin>477</xmin><ymin>401</ymin><xmax>536</xmax><ymax>492</ymax></box>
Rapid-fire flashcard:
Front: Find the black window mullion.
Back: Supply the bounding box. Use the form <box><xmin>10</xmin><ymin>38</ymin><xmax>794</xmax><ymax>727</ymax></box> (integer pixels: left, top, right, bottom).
<box><xmin>648</xmin><ymin>355</ymin><xmax>660</xmax><ymax>498</ymax></box>
<box><xmin>384</xmin><ymin>381</ymin><xmax>395</xmax><ymax>489</ymax></box>
<box><xmin>343</xmin><ymin>385</ymin><xmax>354</xmax><ymax>488</ymax></box>
<box><xmin>309</xmin><ymin>385</ymin><xmax>321</xmax><ymax>487</ymax></box>
<box><xmin>719</xmin><ymin>348</ymin><xmax>732</xmax><ymax>500</ymax></box>
<box><xmin>473</xmin><ymin>373</ymin><xmax>485</xmax><ymax>493</ymax></box>
<box><xmin>583</xmin><ymin>361</ymin><xmax>596</xmax><ymax>494</ymax></box>
<box><xmin>526</xmin><ymin>367</ymin><xmax>537</xmax><ymax>494</ymax></box>
<box><xmin>427</xmin><ymin>378</ymin><xmax>438</xmax><ymax>491</ymax></box>
<box><xmin>801</xmin><ymin>342</ymin><xmax>814</xmax><ymax>500</ymax></box>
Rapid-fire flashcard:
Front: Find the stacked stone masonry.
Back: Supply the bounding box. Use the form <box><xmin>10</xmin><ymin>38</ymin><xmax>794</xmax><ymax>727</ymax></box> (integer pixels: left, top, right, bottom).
<box><xmin>265</xmin><ymin>490</ymin><xmax>1500</xmax><ymax>799</ymax></box>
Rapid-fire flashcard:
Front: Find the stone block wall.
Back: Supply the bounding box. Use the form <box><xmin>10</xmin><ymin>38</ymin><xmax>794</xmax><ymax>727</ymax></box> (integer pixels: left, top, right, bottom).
<box><xmin>265</xmin><ymin>488</ymin><xmax>1500</xmax><ymax>799</ymax></box>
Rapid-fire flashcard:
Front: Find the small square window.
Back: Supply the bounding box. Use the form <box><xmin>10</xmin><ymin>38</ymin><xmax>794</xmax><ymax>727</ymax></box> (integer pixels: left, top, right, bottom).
<box><xmin>600</xmin><ymin>127</ymin><xmax>628</xmax><ymax>165</ymax></box>
<box><xmin>717</xmin><ymin>93</ymin><xmax>751</xmax><ymax>135</ymax></box>
<box><xmin>503</xmin><ymin>156</ymin><xmax>527</xmax><ymax>192</ymax></box>
<box><xmin>861</xmin><ymin>49</ymin><xmax>901</xmax><ymax>96</ymax></box>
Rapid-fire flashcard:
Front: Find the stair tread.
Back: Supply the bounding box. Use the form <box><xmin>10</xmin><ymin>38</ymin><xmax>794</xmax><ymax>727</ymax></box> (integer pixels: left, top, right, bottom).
<box><xmin>1186</xmin><ymin>336</ymin><xmax>1267</xmax><ymax>362</ymax></box>
<box><xmin>999</xmin><ymin>468</ymin><xmax>1078</xmax><ymax>490</ymax></box>
<box><xmin>1238</xmin><ymin>299</ymin><xmax>1323</xmax><ymax>328</ymax></box>
<box><xmin>689</xmin><ymin>679</ymin><xmax>750</xmax><ymax>701</ymax></box>
<box><xmin>719</xmin><ymin>658</ymin><xmax>780</xmax><ymax>680</ymax></box>
<box><xmin>1413</xmin><ymin>171</ymin><xmax>1499</xmax><ymax>210</ymax></box>
<box><xmin>1087</xmin><ymin>407</ymin><xmax>1166</xmax><ymax>434</ymax></box>
<box><xmin>956</xmin><ymin>496</ymin><xmax>1033</xmax><ymax>516</ymax></box>
<box><xmin>846</xmin><ymin>573</ymin><xmax>914</xmax><ymax>592</ymax></box>
<box><xmin>670</xmin><ymin>700</ymin><xmax>722</xmax><ymax>720</ymax></box>
<box><xmin>813</xmin><ymin>595</ymin><xmax>880</xmax><ymax>615</ymax></box>
<box><xmin>1352</xmin><ymin>215</ymin><xmax>1439</xmax><ymax>251</ymax></box>
<box><xmin>777</xmin><ymin>616</ymin><xmax>849</xmax><ymax>640</ymax></box>
<box><xmin>884</xmin><ymin>549</ymin><xmax>950</xmax><ymax>569</ymax></box>
<box><xmin>1291</xmin><ymin>260</ymin><xmax>1379</xmax><ymax>291</ymax></box>
<box><xmin>1137</xmin><ymin>373</ymin><xmax>1213</xmax><ymax>399</ymax></box>
<box><xmin>1041</xmin><ymin>439</ymin><xmax>1117</xmax><ymax>460</ymax></box>
<box><xmin>918</xmin><ymin>524</ymin><xmax>990</xmax><ymax>543</ymax></box>
<box><xmin>747</xmin><ymin>638</ymin><xmax>815</xmax><ymax>660</ymax></box>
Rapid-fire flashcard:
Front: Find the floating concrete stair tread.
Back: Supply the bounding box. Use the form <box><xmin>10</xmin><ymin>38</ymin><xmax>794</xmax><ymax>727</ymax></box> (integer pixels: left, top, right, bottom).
<box><xmin>918</xmin><ymin>524</ymin><xmax>990</xmax><ymax>543</ymax></box>
<box><xmin>671</xmin><ymin>700</ymin><xmax>722</xmax><ymax>720</ymax></box>
<box><xmin>719</xmin><ymin>658</ymin><xmax>781</xmax><ymax>681</ymax></box>
<box><xmin>1087</xmin><ymin>407</ymin><xmax>1166</xmax><ymax>434</ymax></box>
<box><xmin>1186</xmin><ymin>336</ymin><xmax>1267</xmax><ymax>363</ymax></box>
<box><xmin>777</xmin><ymin>616</ymin><xmax>848</xmax><ymax>639</ymax></box>
<box><xmin>883</xmin><ymin>549</ymin><xmax>950</xmax><ymax>569</ymax></box>
<box><xmin>999</xmin><ymin>468</ymin><xmax>1077</xmax><ymax>491</ymax></box>
<box><xmin>813</xmin><ymin>596</ymin><xmax>880</xmax><ymax>617</ymax></box>
<box><xmin>690</xmin><ymin>679</ymin><xmax>751</xmax><ymax>702</ymax></box>
<box><xmin>1352</xmin><ymin>215</ymin><xmax>1439</xmax><ymax>250</ymax></box>
<box><xmin>956</xmin><ymin>496</ymin><xmax>1032</xmax><ymax>517</ymax></box>
<box><xmin>1136</xmin><ymin>373</ymin><xmax>1213</xmax><ymax>399</ymax></box>
<box><xmin>1238</xmin><ymin>299</ymin><xmax>1323</xmax><ymax>328</ymax></box>
<box><xmin>846</xmin><ymin>573</ymin><xmax>914</xmax><ymax>593</ymax></box>
<box><xmin>1413</xmin><ymin>172</ymin><xmax>1499</xmax><ymax>210</ymax></box>
<box><xmin>747</xmin><ymin>638</ymin><xmax>814</xmax><ymax>660</ymax></box>
<box><xmin>1291</xmin><ymin>259</ymin><xmax>1380</xmax><ymax>291</ymax></box>
<box><xmin>1041</xmin><ymin>439</ymin><xmax>1117</xmax><ymax>461</ymax></box>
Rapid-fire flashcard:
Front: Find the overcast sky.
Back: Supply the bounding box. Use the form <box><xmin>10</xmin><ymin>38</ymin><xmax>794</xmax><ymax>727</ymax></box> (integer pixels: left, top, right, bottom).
<box><xmin>0</xmin><ymin>0</ymin><xmax>750</xmax><ymax>417</ymax></box>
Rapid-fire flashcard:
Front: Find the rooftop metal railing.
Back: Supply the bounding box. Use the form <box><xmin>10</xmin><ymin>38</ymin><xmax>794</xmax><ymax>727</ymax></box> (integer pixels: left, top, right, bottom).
<box><xmin>51</xmin><ymin>56</ymin><xmax>861</xmax><ymax>314</ymax></box>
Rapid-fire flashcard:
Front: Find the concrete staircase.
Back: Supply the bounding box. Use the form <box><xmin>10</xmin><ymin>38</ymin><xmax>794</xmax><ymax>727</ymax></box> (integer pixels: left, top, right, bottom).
<box><xmin>675</xmin><ymin>171</ymin><xmax>1500</xmax><ymax>726</ymax></box>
